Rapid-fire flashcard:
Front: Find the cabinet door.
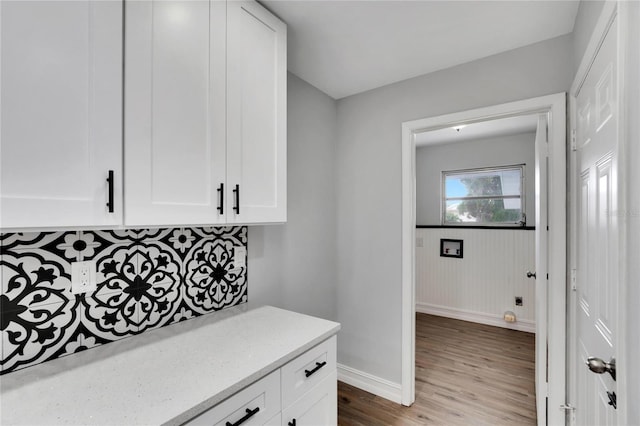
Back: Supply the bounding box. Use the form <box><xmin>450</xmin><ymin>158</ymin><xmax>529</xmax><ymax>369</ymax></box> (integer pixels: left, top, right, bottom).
<box><xmin>227</xmin><ymin>0</ymin><xmax>287</xmax><ymax>224</ymax></box>
<box><xmin>125</xmin><ymin>0</ymin><xmax>226</xmax><ymax>226</ymax></box>
<box><xmin>0</xmin><ymin>1</ymin><xmax>122</xmax><ymax>228</ymax></box>
<box><xmin>282</xmin><ymin>372</ymin><xmax>337</xmax><ymax>426</ymax></box>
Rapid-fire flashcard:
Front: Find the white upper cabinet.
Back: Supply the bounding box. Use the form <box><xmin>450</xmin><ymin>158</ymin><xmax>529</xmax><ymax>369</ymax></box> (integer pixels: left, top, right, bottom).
<box><xmin>1</xmin><ymin>0</ymin><xmax>285</xmax><ymax>229</ymax></box>
<box><xmin>125</xmin><ymin>0</ymin><xmax>227</xmax><ymax>226</ymax></box>
<box><xmin>0</xmin><ymin>1</ymin><xmax>123</xmax><ymax>229</ymax></box>
<box><xmin>227</xmin><ymin>1</ymin><xmax>287</xmax><ymax>224</ymax></box>
<box><xmin>126</xmin><ymin>0</ymin><xmax>287</xmax><ymax>226</ymax></box>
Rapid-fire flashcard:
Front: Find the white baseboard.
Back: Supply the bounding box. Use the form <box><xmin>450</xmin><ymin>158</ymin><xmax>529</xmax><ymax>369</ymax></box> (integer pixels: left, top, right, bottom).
<box><xmin>416</xmin><ymin>302</ymin><xmax>536</xmax><ymax>333</ymax></box>
<box><xmin>337</xmin><ymin>363</ymin><xmax>402</xmax><ymax>404</ymax></box>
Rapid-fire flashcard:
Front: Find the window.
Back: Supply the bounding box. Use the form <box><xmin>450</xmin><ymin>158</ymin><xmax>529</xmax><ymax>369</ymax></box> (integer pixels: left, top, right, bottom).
<box><xmin>442</xmin><ymin>165</ymin><xmax>525</xmax><ymax>226</ymax></box>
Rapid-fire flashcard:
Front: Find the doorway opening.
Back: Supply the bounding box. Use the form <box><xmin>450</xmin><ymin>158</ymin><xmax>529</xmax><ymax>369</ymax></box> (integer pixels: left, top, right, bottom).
<box><xmin>401</xmin><ymin>94</ymin><xmax>566</xmax><ymax>426</ymax></box>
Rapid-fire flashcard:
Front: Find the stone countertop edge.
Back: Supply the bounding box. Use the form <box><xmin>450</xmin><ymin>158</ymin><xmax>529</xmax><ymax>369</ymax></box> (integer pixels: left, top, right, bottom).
<box><xmin>164</xmin><ymin>326</ymin><xmax>340</xmax><ymax>426</ymax></box>
<box><xmin>0</xmin><ymin>305</ymin><xmax>341</xmax><ymax>426</ymax></box>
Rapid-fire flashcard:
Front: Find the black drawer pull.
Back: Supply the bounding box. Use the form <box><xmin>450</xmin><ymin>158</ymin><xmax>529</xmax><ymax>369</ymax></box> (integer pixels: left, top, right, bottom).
<box><xmin>226</xmin><ymin>407</ymin><xmax>259</xmax><ymax>426</ymax></box>
<box><xmin>288</xmin><ymin>419</ymin><xmax>296</xmax><ymax>426</ymax></box>
<box><xmin>304</xmin><ymin>361</ymin><xmax>327</xmax><ymax>378</ymax></box>
<box><xmin>106</xmin><ymin>170</ymin><xmax>114</xmax><ymax>213</ymax></box>
<box><xmin>217</xmin><ymin>183</ymin><xmax>224</xmax><ymax>214</ymax></box>
<box><xmin>233</xmin><ymin>184</ymin><xmax>240</xmax><ymax>214</ymax></box>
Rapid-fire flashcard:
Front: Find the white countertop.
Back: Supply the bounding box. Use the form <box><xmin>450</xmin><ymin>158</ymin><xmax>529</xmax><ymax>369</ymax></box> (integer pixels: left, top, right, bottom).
<box><xmin>0</xmin><ymin>305</ymin><xmax>341</xmax><ymax>425</ymax></box>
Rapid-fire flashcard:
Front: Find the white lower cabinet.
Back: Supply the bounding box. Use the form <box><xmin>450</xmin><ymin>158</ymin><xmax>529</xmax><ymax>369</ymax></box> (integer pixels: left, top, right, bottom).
<box><xmin>186</xmin><ymin>370</ymin><xmax>281</xmax><ymax>426</ymax></box>
<box><xmin>281</xmin><ymin>372</ymin><xmax>337</xmax><ymax>426</ymax></box>
<box><xmin>280</xmin><ymin>336</ymin><xmax>337</xmax><ymax>426</ymax></box>
<box><xmin>266</xmin><ymin>413</ymin><xmax>282</xmax><ymax>426</ymax></box>
<box><xmin>185</xmin><ymin>336</ymin><xmax>337</xmax><ymax>426</ymax></box>
<box><xmin>281</xmin><ymin>336</ymin><xmax>336</xmax><ymax>408</ymax></box>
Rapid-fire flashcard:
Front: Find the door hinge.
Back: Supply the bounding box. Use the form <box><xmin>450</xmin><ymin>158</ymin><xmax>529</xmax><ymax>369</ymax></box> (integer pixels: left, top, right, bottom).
<box><xmin>545</xmin><ymin>122</ymin><xmax>549</xmax><ymax>143</ymax></box>
<box><xmin>571</xmin><ymin>128</ymin><xmax>577</xmax><ymax>151</ymax></box>
<box><xmin>571</xmin><ymin>268</ymin><xmax>577</xmax><ymax>291</ymax></box>
<box><xmin>561</xmin><ymin>403</ymin><xmax>577</xmax><ymax>425</ymax></box>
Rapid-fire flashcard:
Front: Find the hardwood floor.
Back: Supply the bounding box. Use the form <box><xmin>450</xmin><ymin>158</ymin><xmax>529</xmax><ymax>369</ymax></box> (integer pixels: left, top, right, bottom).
<box><xmin>338</xmin><ymin>313</ymin><xmax>536</xmax><ymax>425</ymax></box>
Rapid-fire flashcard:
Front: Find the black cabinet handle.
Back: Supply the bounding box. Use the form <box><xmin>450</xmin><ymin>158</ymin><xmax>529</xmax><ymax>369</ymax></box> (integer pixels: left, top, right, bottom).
<box><xmin>233</xmin><ymin>184</ymin><xmax>240</xmax><ymax>214</ymax></box>
<box><xmin>288</xmin><ymin>420</ymin><xmax>296</xmax><ymax>426</ymax></box>
<box><xmin>217</xmin><ymin>183</ymin><xmax>224</xmax><ymax>214</ymax></box>
<box><xmin>106</xmin><ymin>170</ymin><xmax>114</xmax><ymax>213</ymax></box>
<box><xmin>304</xmin><ymin>361</ymin><xmax>327</xmax><ymax>378</ymax></box>
<box><xmin>225</xmin><ymin>407</ymin><xmax>259</xmax><ymax>426</ymax></box>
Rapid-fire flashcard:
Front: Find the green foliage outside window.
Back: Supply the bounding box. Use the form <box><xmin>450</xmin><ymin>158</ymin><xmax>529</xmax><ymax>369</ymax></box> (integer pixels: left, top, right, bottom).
<box><xmin>443</xmin><ymin>166</ymin><xmax>524</xmax><ymax>225</ymax></box>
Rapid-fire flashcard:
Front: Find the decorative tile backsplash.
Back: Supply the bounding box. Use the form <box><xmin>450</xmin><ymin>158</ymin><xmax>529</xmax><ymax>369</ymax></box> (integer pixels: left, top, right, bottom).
<box><xmin>0</xmin><ymin>227</ymin><xmax>247</xmax><ymax>374</ymax></box>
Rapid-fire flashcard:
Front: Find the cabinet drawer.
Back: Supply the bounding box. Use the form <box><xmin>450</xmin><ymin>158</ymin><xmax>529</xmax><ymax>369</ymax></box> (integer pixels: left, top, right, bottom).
<box><xmin>281</xmin><ymin>336</ymin><xmax>337</xmax><ymax>408</ymax></box>
<box><xmin>282</xmin><ymin>371</ymin><xmax>337</xmax><ymax>426</ymax></box>
<box><xmin>186</xmin><ymin>370</ymin><xmax>281</xmax><ymax>426</ymax></box>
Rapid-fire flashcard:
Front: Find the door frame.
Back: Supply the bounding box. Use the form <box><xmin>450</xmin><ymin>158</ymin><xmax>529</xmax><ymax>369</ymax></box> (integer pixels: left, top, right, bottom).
<box><xmin>568</xmin><ymin>1</ymin><xmax>628</xmax><ymax>424</ymax></box>
<box><xmin>401</xmin><ymin>93</ymin><xmax>567</xmax><ymax>425</ymax></box>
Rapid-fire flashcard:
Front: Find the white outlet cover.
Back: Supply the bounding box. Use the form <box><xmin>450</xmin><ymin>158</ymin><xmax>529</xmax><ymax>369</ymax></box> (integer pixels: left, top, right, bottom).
<box><xmin>71</xmin><ymin>260</ymin><xmax>97</xmax><ymax>294</ymax></box>
<box><xmin>234</xmin><ymin>246</ymin><xmax>247</xmax><ymax>268</ymax></box>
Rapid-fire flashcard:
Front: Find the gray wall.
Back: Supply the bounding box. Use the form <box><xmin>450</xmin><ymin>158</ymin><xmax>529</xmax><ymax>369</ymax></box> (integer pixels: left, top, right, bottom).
<box><xmin>572</xmin><ymin>0</ymin><xmax>606</xmax><ymax>71</ymax></box>
<box><xmin>251</xmin><ymin>8</ymin><xmax>640</xmax><ymax>419</ymax></box>
<box><xmin>416</xmin><ymin>132</ymin><xmax>536</xmax><ymax>225</ymax></box>
<box><xmin>335</xmin><ymin>34</ymin><xmax>573</xmax><ymax>384</ymax></box>
<box><xmin>248</xmin><ymin>73</ymin><xmax>338</xmax><ymax>321</ymax></box>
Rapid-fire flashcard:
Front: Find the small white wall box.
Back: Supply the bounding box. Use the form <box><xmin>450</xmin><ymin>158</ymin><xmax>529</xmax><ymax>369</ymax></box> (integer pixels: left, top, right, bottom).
<box><xmin>440</xmin><ymin>239</ymin><xmax>463</xmax><ymax>258</ymax></box>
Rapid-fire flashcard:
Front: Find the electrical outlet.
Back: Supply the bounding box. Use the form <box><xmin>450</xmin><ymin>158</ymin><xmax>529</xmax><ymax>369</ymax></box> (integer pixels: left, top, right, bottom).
<box><xmin>71</xmin><ymin>260</ymin><xmax>97</xmax><ymax>294</ymax></box>
<box><xmin>416</xmin><ymin>237</ymin><xmax>424</xmax><ymax>248</ymax></box>
<box><xmin>515</xmin><ymin>296</ymin><xmax>523</xmax><ymax>306</ymax></box>
<box><xmin>234</xmin><ymin>246</ymin><xmax>246</xmax><ymax>268</ymax></box>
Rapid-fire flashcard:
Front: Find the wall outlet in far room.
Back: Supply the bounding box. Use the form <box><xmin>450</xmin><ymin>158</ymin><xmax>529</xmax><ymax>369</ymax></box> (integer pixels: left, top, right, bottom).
<box><xmin>71</xmin><ymin>260</ymin><xmax>97</xmax><ymax>294</ymax></box>
<box><xmin>515</xmin><ymin>296</ymin><xmax>523</xmax><ymax>306</ymax></box>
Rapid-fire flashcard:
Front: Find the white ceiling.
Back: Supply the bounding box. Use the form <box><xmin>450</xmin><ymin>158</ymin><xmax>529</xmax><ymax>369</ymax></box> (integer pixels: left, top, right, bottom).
<box><xmin>261</xmin><ymin>0</ymin><xmax>580</xmax><ymax>99</ymax></box>
<box><xmin>415</xmin><ymin>114</ymin><xmax>539</xmax><ymax>147</ymax></box>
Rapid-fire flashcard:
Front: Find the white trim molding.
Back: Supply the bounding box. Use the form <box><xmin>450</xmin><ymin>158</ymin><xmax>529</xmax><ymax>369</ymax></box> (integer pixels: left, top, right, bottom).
<box><xmin>416</xmin><ymin>302</ymin><xmax>536</xmax><ymax>334</ymax></box>
<box><xmin>402</xmin><ymin>92</ymin><xmax>566</xmax><ymax>426</ymax></box>
<box><xmin>337</xmin><ymin>363</ymin><xmax>402</xmax><ymax>404</ymax></box>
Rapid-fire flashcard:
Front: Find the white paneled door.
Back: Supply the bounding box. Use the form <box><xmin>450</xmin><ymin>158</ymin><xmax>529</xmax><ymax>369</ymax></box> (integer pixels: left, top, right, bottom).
<box><xmin>575</xmin><ymin>13</ymin><xmax>619</xmax><ymax>426</ymax></box>
<box><xmin>1</xmin><ymin>1</ymin><xmax>122</xmax><ymax>228</ymax></box>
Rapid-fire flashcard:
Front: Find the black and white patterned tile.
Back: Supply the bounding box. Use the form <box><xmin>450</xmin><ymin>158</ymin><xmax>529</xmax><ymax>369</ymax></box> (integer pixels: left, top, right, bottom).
<box><xmin>184</xmin><ymin>238</ymin><xmax>247</xmax><ymax>314</ymax></box>
<box><xmin>83</xmin><ymin>242</ymin><xmax>183</xmax><ymax>338</ymax></box>
<box><xmin>0</xmin><ymin>226</ymin><xmax>247</xmax><ymax>375</ymax></box>
<box><xmin>160</xmin><ymin>228</ymin><xmax>202</xmax><ymax>259</ymax></box>
<box><xmin>0</xmin><ymin>249</ymin><xmax>81</xmax><ymax>373</ymax></box>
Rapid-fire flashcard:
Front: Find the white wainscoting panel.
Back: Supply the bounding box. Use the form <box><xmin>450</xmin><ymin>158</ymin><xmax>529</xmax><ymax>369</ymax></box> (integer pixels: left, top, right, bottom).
<box><xmin>416</xmin><ymin>228</ymin><xmax>535</xmax><ymax>333</ymax></box>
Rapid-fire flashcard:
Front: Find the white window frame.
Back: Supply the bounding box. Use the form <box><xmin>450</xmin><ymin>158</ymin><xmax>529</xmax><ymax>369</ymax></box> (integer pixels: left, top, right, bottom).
<box><xmin>441</xmin><ymin>164</ymin><xmax>526</xmax><ymax>226</ymax></box>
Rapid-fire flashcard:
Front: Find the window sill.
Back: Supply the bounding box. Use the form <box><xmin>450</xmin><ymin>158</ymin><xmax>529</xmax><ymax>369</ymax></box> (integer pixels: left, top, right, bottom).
<box><xmin>417</xmin><ymin>225</ymin><xmax>535</xmax><ymax>230</ymax></box>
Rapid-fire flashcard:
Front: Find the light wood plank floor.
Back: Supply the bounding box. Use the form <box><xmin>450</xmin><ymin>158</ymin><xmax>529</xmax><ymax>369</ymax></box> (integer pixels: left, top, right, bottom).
<box><xmin>338</xmin><ymin>313</ymin><xmax>536</xmax><ymax>425</ymax></box>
